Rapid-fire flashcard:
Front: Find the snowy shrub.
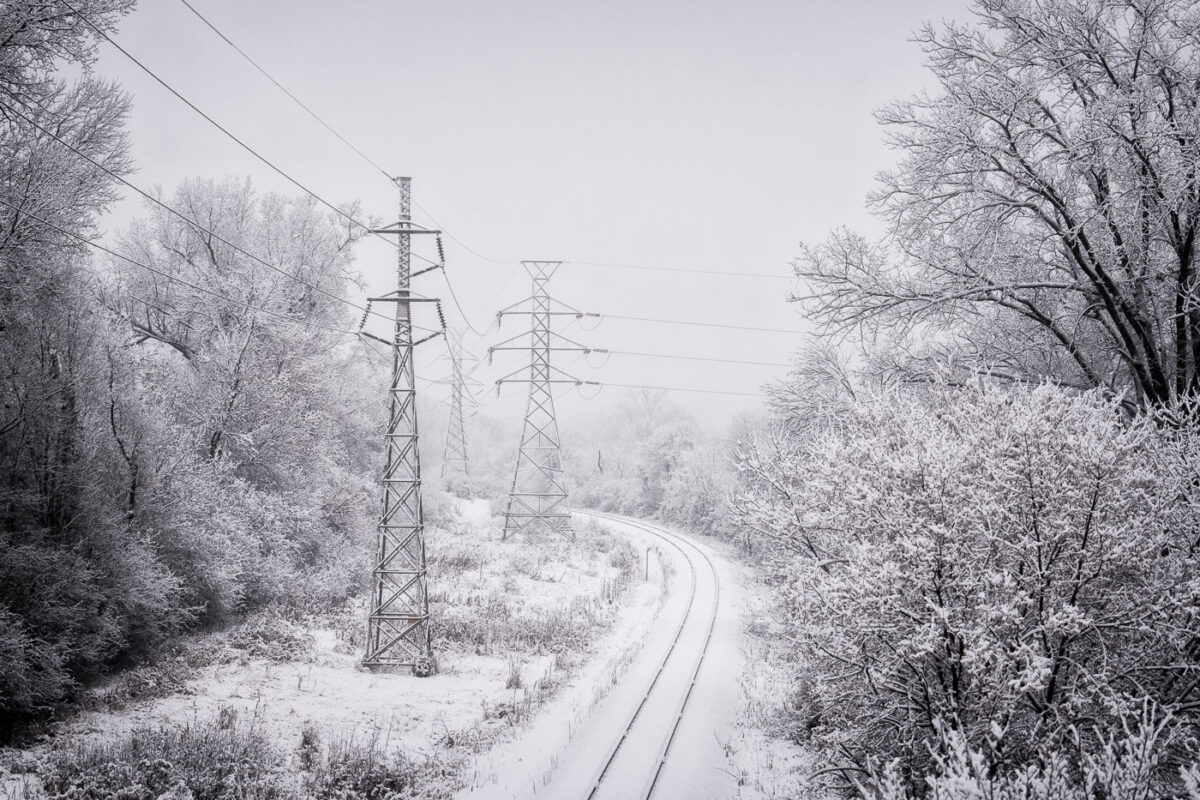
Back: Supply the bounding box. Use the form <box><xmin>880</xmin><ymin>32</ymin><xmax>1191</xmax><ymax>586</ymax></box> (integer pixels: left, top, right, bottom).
<box><xmin>0</xmin><ymin>607</ymin><xmax>74</xmax><ymax>726</ymax></box>
<box><xmin>505</xmin><ymin>656</ymin><xmax>523</xmax><ymax>689</ymax></box>
<box><xmin>305</xmin><ymin>731</ymin><xmax>458</xmax><ymax>799</ymax></box>
<box><xmin>35</xmin><ymin>717</ymin><xmax>286</xmax><ymax>799</ymax></box>
<box><xmin>430</xmin><ymin>521</ymin><xmax>639</xmax><ymax>657</ymax></box>
<box><xmin>434</xmin><ymin>594</ymin><xmax>602</xmax><ymax>655</ymax></box>
<box><xmin>422</xmin><ymin>488</ymin><xmax>460</xmax><ymax>530</ymax></box>
<box><xmin>659</xmin><ymin>442</ymin><xmax>732</xmax><ymax>536</ymax></box>
<box><xmin>737</xmin><ymin>382</ymin><xmax>1200</xmax><ymax>792</ymax></box>
<box><xmin>82</xmin><ymin>658</ymin><xmax>195</xmax><ymax>712</ymax></box>
<box><xmin>872</xmin><ymin>710</ymin><xmax>1197</xmax><ymax>800</ymax></box>
<box><xmin>226</xmin><ymin>613</ymin><xmax>315</xmax><ymax>663</ymax></box>
<box><xmin>0</xmin><ymin>527</ymin><xmax>184</xmax><ymax>731</ymax></box>
<box><xmin>296</xmin><ymin>724</ymin><xmax>320</xmax><ymax>772</ymax></box>
<box><xmin>13</xmin><ymin>715</ymin><xmax>457</xmax><ymax>799</ymax></box>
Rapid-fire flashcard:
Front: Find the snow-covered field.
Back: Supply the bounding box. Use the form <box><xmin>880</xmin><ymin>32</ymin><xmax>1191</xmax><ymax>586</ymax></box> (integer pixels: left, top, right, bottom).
<box><xmin>0</xmin><ymin>499</ymin><xmax>658</xmax><ymax>797</ymax></box>
<box><xmin>1</xmin><ymin>500</ymin><xmax>816</xmax><ymax>799</ymax></box>
<box><xmin>461</xmin><ymin>512</ymin><xmax>815</xmax><ymax>800</ymax></box>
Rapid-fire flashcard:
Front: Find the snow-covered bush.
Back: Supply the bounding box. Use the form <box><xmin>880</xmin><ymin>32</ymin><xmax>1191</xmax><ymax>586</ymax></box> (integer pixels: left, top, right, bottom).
<box><xmin>33</xmin><ymin>717</ymin><xmax>285</xmax><ymax>799</ymax></box>
<box><xmin>870</xmin><ymin>710</ymin><xmax>1200</xmax><ymax>800</ymax></box>
<box><xmin>737</xmin><ymin>382</ymin><xmax>1200</xmax><ymax>791</ymax></box>
<box><xmin>659</xmin><ymin>441</ymin><xmax>732</xmax><ymax>536</ymax></box>
<box><xmin>226</xmin><ymin>613</ymin><xmax>315</xmax><ymax>663</ymax></box>
<box><xmin>306</xmin><ymin>730</ymin><xmax>458</xmax><ymax>799</ymax></box>
<box><xmin>15</xmin><ymin>713</ymin><xmax>459</xmax><ymax>799</ymax></box>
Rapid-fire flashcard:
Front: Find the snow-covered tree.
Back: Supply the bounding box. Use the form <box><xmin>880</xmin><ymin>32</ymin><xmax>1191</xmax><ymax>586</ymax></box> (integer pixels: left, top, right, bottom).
<box><xmin>107</xmin><ymin>177</ymin><xmax>379</xmax><ymax>620</ymax></box>
<box><xmin>567</xmin><ymin>390</ymin><xmax>738</xmax><ymax>536</ymax></box>
<box><xmin>736</xmin><ymin>382</ymin><xmax>1199</xmax><ymax>792</ymax></box>
<box><xmin>797</xmin><ymin>0</ymin><xmax>1200</xmax><ymax>407</ymax></box>
<box><xmin>0</xmin><ymin>0</ymin><xmax>155</xmax><ymax>734</ymax></box>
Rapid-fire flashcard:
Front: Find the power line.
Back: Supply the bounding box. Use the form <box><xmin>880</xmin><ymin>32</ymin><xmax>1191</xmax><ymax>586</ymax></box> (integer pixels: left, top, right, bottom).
<box><xmin>600</xmin><ymin>313</ymin><xmax>807</xmax><ymax>335</ymax></box>
<box><xmin>438</xmin><ymin>267</ymin><xmax>492</xmax><ymax>337</ymax></box>
<box><xmin>65</xmin><ymin>1</ymin><xmax>444</xmax><ymax>267</ymax></box>
<box><xmin>169</xmin><ymin>0</ymin><xmax>492</xmax><ymax>338</ymax></box>
<box><xmin>601</xmin><ymin>349</ymin><xmax>792</xmax><ymax>368</ymax></box>
<box><xmin>0</xmin><ymin>97</ymin><xmax>418</xmax><ymax>332</ymax></box>
<box><xmin>173</xmin><ymin>0</ymin><xmax>392</xmax><ymax>183</ymax></box>
<box><xmin>94</xmin><ymin>1</ymin><xmax>789</xmax><ymax>341</ymax></box>
<box><xmin>166</xmin><ymin>4</ymin><xmax>781</xmax><ymax>333</ymax></box>
<box><xmin>598</xmin><ymin>381</ymin><xmax>765</xmax><ymax>398</ymax></box>
<box><xmin>166</xmin><ymin>0</ymin><xmax>494</xmax><ymax>338</ymax></box>
<box><xmin>166</xmin><ymin>4</ymin><xmax>789</xmax><ymax>299</ymax></box>
<box><xmin>567</xmin><ymin>260</ymin><xmax>794</xmax><ymax>281</ymax></box>
<box><xmin>413</xmin><ymin>203</ymin><xmax>509</xmax><ymax>265</ymax></box>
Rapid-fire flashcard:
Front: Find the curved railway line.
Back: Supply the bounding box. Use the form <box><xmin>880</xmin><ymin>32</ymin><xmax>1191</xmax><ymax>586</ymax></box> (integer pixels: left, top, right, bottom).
<box><xmin>576</xmin><ymin>510</ymin><xmax>726</xmax><ymax>800</ymax></box>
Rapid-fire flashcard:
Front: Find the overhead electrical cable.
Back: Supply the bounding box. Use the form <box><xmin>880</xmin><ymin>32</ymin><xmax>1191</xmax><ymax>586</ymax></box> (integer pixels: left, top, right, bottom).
<box><xmin>166</xmin><ymin>0</ymin><xmax>494</xmax><ymax>335</ymax></box>
<box><xmin>172</xmin><ymin>0</ymin><xmax>392</xmax><ymax>183</ymax></box>
<box><xmin>0</xmin><ymin>97</ymin><xmax>419</xmax><ymax>331</ymax></box>
<box><xmin>597</xmin><ymin>381</ymin><xmax>764</xmax><ymax>397</ymax></box>
<box><xmin>166</xmin><ymin>2</ymin><xmax>784</xmax><ymax>340</ymax></box>
<box><xmin>600</xmin><ymin>349</ymin><xmax>792</xmax><ymax>368</ymax></box>
<box><xmin>438</xmin><ymin>268</ymin><xmax>492</xmax><ymax>337</ymax></box>
<box><xmin>599</xmin><ymin>312</ymin><xmax>806</xmax><ymax>335</ymax></box>
<box><xmin>64</xmin><ymin>0</ymin><xmax>445</xmax><ymax>268</ymax></box>
<box><xmin>166</xmin><ymin>5</ymin><xmax>790</xmax><ymax>298</ymax></box>
<box><xmin>112</xmin><ymin>1</ymin><xmax>791</xmax><ymax>346</ymax></box>
<box><xmin>410</xmin><ymin>203</ymin><xmax>509</xmax><ymax>265</ymax></box>
<box><xmin>566</xmin><ymin>260</ymin><xmax>793</xmax><ymax>280</ymax></box>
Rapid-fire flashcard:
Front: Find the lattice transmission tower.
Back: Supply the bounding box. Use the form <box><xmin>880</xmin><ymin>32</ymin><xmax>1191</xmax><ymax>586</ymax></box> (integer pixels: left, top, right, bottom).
<box><xmin>440</xmin><ymin>327</ymin><xmax>481</xmax><ymax>489</ymax></box>
<box><xmin>359</xmin><ymin>176</ymin><xmax>445</xmax><ymax>674</ymax></box>
<box><xmin>491</xmin><ymin>260</ymin><xmax>598</xmax><ymax>541</ymax></box>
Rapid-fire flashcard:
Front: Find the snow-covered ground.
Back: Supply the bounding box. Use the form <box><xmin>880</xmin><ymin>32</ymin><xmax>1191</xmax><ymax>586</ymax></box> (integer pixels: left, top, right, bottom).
<box><xmin>457</xmin><ymin>513</ymin><xmax>677</xmax><ymax>798</ymax></box>
<box><xmin>57</xmin><ymin>630</ymin><xmax>540</xmax><ymax>763</ymax></box>
<box><xmin>459</xmin><ymin>512</ymin><xmax>762</xmax><ymax>800</ymax></box>
<box><xmin>3</xmin><ymin>501</ymin><xmax>816</xmax><ymax>799</ymax></box>
<box><xmin>7</xmin><ymin>499</ymin><xmax>667</xmax><ymax>796</ymax></box>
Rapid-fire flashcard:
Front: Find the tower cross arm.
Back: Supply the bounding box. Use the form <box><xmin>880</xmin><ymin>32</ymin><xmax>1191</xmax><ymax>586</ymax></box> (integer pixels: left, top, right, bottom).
<box><xmin>369</xmin><ymin>222</ymin><xmax>441</xmax><ymax>235</ymax></box>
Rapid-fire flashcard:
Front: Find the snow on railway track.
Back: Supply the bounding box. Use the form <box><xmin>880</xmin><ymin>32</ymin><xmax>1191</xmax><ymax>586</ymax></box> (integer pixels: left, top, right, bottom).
<box><xmin>458</xmin><ymin>511</ymin><xmax>740</xmax><ymax>800</ymax></box>
<box><xmin>581</xmin><ymin>511</ymin><xmax>724</xmax><ymax>800</ymax></box>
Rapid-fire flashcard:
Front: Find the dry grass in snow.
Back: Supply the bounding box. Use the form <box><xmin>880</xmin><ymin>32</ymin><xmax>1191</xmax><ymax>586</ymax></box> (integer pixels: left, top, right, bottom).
<box><xmin>729</xmin><ymin>565</ymin><xmax>821</xmax><ymax>800</ymax></box>
<box><xmin>0</xmin><ymin>497</ymin><xmax>647</xmax><ymax>799</ymax></box>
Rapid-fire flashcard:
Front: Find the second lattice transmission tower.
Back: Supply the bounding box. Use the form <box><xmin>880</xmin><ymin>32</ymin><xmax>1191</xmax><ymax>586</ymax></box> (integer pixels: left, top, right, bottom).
<box><xmin>491</xmin><ymin>260</ymin><xmax>596</xmax><ymax>540</ymax></box>
<box><xmin>441</xmin><ymin>327</ymin><xmax>477</xmax><ymax>488</ymax></box>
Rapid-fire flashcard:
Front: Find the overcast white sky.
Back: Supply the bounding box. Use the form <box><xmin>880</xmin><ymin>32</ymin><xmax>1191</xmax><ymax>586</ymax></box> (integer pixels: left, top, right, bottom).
<box><xmin>94</xmin><ymin>0</ymin><xmax>972</xmax><ymax>429</ymax></box>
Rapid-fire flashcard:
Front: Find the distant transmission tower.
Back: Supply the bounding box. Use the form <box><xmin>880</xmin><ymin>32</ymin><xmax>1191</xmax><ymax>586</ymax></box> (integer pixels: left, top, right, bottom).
<box><xmin>360</xmin><ymin>176</ymin><xmax>444</xmax><ymax>674</ymax></box>
<box><xmin>491</xmin><ymin>260</ymin><xmax>598</xmax><ymax>541</ymax></box>
<box><xmin>440</xmin><ymin>327</ymin><xmax>478</xmax><ymax>488</ymax></box>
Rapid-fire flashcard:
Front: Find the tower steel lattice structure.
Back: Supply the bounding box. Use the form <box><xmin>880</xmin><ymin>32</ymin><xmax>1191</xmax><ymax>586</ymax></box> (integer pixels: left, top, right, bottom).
<box><xmin>440</xmin><ymin>327</ymin><xmax>476</xmax><ymax>486</ymax></box>
<box><xmin>361</xmin><ymin>177</ymin><xmax>444</xmax><ymax>673</ymax></box>
<box><xmin>491</xmin><ymin>261</ymin><xmax>598</xmax><ymax>541</ymax></box>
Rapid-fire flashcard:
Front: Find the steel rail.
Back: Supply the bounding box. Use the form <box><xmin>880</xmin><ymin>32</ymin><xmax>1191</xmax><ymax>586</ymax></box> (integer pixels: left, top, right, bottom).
<box><xmin>577</xmin><ymin>510</ymin><xmax>698</xmax><ymax>800</ymax></box>
<box><xmin>576</xmin><ymin>510</ymin><xmax>722</xmax><ymax>800</ymax></box>
<box><xmin>624</xmin><ymin>517</ymin><xmax>723</xmax><ymax>799</ymax></box>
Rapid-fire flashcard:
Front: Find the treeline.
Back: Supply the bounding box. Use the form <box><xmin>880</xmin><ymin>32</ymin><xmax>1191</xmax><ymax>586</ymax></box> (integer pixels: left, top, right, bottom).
<box><xmin>739</xmin><ymin>0</ymin><xmax>1200</xmax><ymax>796</ymax></box>
<box><xmin>1</xmin><ymin>2</ymin><xmax>380</xmax><ymax>736</ymax></box>
<box><xmin>564</xmin><ymin>389</ymin><xmax>746</xmax><ymax>538</ymax></box>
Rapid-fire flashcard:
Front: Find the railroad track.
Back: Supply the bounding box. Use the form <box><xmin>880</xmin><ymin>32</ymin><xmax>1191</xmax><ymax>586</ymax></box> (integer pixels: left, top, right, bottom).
<box><xmin>577</xmin><ymin>510</ymin><xmax>724</xmax><ymax>800</ymax></box>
